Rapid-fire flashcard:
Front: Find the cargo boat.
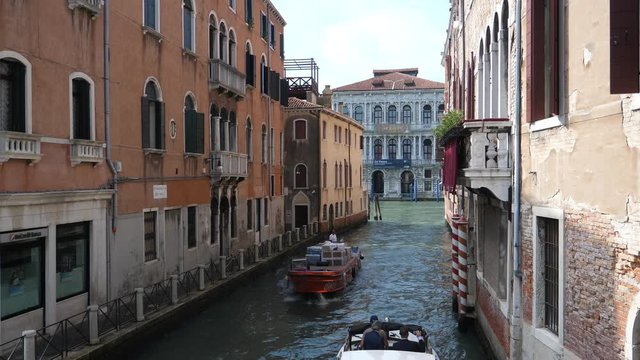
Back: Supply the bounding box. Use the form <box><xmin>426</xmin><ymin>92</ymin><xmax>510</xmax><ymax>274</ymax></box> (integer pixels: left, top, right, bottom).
<box><xmin>288</xmin><ymin>242</ymin><xmax>362</xmax><ymax>294</ymax></box>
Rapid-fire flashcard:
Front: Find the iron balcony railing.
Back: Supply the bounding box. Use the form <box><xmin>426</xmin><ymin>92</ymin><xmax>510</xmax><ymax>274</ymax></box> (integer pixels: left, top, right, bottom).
<box><xmin>209</xmin><ymin>59</ymin><xmax>246</xmax><ymax>98</ymax></box>
<box><xmin>210</xmin><ymin>150</ymin><xmax>248</xmax><ymax>179</ymax></box>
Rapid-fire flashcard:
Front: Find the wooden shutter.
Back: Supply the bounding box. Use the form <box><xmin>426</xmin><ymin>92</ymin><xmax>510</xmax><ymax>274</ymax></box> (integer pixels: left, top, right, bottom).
<box><xmin>527</xmin><ymin>0</ymin><xmax>546</xmax><ymax>122</ymax></box>
<box><xmin>158</xmin><ymin>101</ymin><xmax>165</xmax><ymax>149</ymax></box>
<box><xmin>279</xmin><ymin>78</ymin><xmax>289</xmax><ymax>107</ymax></box>
<box><xmin>610</xmin><ymin>0</ymin><xmax>640</xmax><ymax>94</ymax></box>
<box><xmin>185</xmin><ymin>109</ymin><xmax>196</xmax><ymax>153</ymax></box>
<box><xmin>246</xmin><ymin>53</ymin><xmax>255</xmax><ymax>86</ymax></box>
<box><xmin>360</xmin><ymin>135</ymin><xmax>363</xmax><ymax>150</ymax></box>
<box><xmin>196</xmin><ymin>111</ymin><xmax>205</xmax><ymax>154</ymax></box>
<box><xmin>141</xmin><ymin>97</ymin><xmax>150</xmax><ymax>148</ymax></box>
<box><xmin>280</xmin><ymin>33</ymin><xmax>285</xmax><ymax>58</ymax></box>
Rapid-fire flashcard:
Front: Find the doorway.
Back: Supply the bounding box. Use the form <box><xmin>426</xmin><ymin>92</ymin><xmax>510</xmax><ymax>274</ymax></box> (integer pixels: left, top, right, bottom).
<box><xmin>401</xmin><ymin>171</ymin><xmax>414</xmax><ymax>195</ymax></box>
<box><xmin>372</xmin><ymin>170</ymin><xmax>384</xmax><ymax>194</ymax></box>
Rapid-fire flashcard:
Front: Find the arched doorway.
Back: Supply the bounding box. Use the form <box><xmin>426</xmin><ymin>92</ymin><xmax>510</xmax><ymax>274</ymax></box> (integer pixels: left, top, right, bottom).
<box><xmin>328</xmin><ymin>204</ymin><xmax>334</xmax><ymax>231</ymax></box>
<box><xmin>401</xmin><ymin>171</ymin><xmax>414</xmax><ymax>195</ymax></box>
<box><xmin>372</xmin><ymin>171</ymin><xmax>384</xmax><ymax>194</ymax></box>
<box><xmin>219</xmin><ymin>197</ymin><xmax>229</xmax><ymax>257</ymax></box>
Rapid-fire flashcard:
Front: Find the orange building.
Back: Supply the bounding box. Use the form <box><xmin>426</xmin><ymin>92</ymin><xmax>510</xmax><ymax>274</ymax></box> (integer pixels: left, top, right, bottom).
<box><xmin>0</xmin><ymin>0</ymin><xmax>287</xmax><ymax>342</ymax></box>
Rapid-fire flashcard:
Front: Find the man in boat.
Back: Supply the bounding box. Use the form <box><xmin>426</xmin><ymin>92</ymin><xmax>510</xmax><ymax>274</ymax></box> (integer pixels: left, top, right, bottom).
<box><xmin>329</xmin><ymin>228</ymin><xmax>338</xmax><ymax>243</ymax></box>
<box><xmin>391</xmin><ymin>325</ymin><xmax>426</xmax><ymax>353</ymax></box>
<box><xmin>360</xmin><ymin>319</ymin><xmax>388</xmax><ymax>350</ymax></box>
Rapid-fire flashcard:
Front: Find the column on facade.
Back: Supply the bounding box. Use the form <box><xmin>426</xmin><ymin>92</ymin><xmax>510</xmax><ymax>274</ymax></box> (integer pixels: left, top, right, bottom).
<box><xmin>483</xmin><ymin>50</ymin><xmax>491</xmax><ymax>119</ymax></box>
<box><xmin>477</xmin><ymin>59</ymin><xmax>484</xmax><ymax>119</ymax></box>
<box><xmin>226</xmin><ymin>187</ymin><xmax>232</xmax><ymax>243</ymax></box>
<box><xmin>383</xmin><ymin>135</ymin><xmax>388</xmax><ymax>159</ymax></box>
<box><xmin>214</xmin><ymin>189</ymin><xmax>221</xmax><ymax>245</ymax></box>
<box><xmin>223</xmin><ymin>119</ymin><xmax>230</xmax><ymax>152</ymax></box>
<box><xmin>498</xmin><ymin>29</ymin><xmax>508</xmax><ymax>118</ymax></box>
<box><xmin>490</xmin><ymin>41</ymin><xmax>499</xmax><ymax>118</ymax></box>
<box><xmin>432</xmin><ymin>102</ymin><xmax>438</xmax><ymax>123</ymax></box>
<box><xmin>213</xmin><ymin>116</ymin><xmax>222</xmax><ymax>152</ymax></box>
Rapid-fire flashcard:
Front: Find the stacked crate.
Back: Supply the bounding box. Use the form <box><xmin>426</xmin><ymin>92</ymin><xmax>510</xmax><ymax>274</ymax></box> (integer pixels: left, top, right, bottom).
<box><xmin>306</xmin><ymin>246</ymin><xmax>322</xmax><ymax>265</ymax></box>
<box><xmin>322</xmin><ymin>244</ymin><xmax>348</xmax><ymax>266</ymax></box>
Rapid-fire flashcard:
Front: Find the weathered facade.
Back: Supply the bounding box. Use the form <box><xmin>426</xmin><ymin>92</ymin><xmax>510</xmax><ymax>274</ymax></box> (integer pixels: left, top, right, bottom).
<box><xmin>443</xmin><ymin>0</ymin><xmax>640</xmax><ymax>359</ymax></box>
<box><xmin>0</xmin><ymin>0</ymin><xmax>288</xmax><ymax>343</ymax></box>
<box><xmin>330</xmin><ymin>69</ymin><xmax>444</xmax><ymax>200</ymax></box>
<box><xmin>284</xmin><ymin>97</ymin><xmax>367</xmax><ymax>236</ymax></box>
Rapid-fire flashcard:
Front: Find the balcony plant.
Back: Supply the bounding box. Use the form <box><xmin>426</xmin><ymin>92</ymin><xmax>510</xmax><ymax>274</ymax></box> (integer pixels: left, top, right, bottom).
<box><xmin>435</xmin><ymin>109</ymin><xmax>464</xmax><ymax>145</ymax></box>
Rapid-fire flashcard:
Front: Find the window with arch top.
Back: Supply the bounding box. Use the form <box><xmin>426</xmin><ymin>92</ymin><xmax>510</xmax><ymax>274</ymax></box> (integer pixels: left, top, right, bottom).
<box><xmin>402</xmin><ymin>139</ymin><xmax>412</xmax><ymax>160</ymax></box>
<box><xmin>373</xmin><ymin>106</ymin><xmax>383</xmax><ymax>124</ymax></box>
<box><xmin>387</xmin><ymin>105</ymin><xmax>397</xmax><ymax>124</ymax></box>
<box><xmin>294</xmin><ymin>164</ymin><xmax>307</xmax><ymax>188</ymax></box>
<box><xmin>374</xmin><ymin>139</ymin><xmax>382</xmax><ymax>160</ymax></box>
<box><xmin>183</xmin><ymin>0</ymin><xmax>195</xmax><ymax>51</ymax></box>
<box><xmin>402</xmin><ymin>105</ymin><xmax>412</xmax><ymax>124</ymax></box>
<box><xmin>245</xmin><ymin>118</ymin><xmax>252</xmax><ymax>160</ymax></box>
<box><xmin>387</xmin><ymin>138</ymin><xmax>397</xmax><ymax>160</ymax></box>
<box><xmin>354</xmin><ymin>106</ymin><xmax>364</xmax><ymax>122</ymax></box>
<box><xmin>142</xmin><ymin>80</ymin><xmax>165</xmax><ymax>149</ymax></box>
<box><xmin>422</xmin><ymin>105</ymin><xmax>432</xmax><ymax>123</ymax></box>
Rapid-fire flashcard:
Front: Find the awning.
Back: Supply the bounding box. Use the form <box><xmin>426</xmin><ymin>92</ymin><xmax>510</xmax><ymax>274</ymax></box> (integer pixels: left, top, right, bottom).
<box><xmin>442</xmin><ymin>138</ymin><xmax>459</xmax><ymax>192</ymax></box>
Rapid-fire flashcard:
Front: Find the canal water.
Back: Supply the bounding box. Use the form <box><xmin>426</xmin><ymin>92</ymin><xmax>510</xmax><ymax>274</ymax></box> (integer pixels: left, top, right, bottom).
<box><xmin>125</xmin><ymin>202</ymin><xmax>490</xmax><ymax>359</ymax></box>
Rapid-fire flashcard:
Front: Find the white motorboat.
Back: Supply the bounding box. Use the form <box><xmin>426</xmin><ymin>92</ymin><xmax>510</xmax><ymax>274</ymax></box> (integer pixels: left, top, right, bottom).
<box><xmin>336</xmin><ymin>321</ymin><xmax>440</xmax><ymax>360</ymax></box>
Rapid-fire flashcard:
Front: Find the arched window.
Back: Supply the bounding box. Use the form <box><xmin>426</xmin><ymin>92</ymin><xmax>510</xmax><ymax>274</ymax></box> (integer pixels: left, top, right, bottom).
<box><xmin>387</xmin><ymin>105</ymin><xmax>397</xmax><ymax>124</ymax></box>
<box><xmin>402</xmin><ymin>105</ymin><xmax>412</xmax><ymax>124</ymax></box>
<box><xmin>339</xmin><ymin>163</ymin><xmax>342</xmax><ymax>187</ymax></box>
<box><xmin>0</xmin><ymin>55</ymin><xmax>29</xmax><ymax>133</ymax></box>
<box><xmin>388</xmin><ymin>139</ymin><xmax>397</xmax><ymax>160</ymax></box>
<box><xmin>208</xmin><ymin>14</ymin><xmax>218</xmax><ymax>59</ymax></box>
<box><xmin>354</xmin><ymin>106</ymin><xmax>364</xmax><ymax>122</ymax></box>
<box><xmin>143</xmin><ymin>80</ymin><xmax>164</xmax><ymax>149</ymax></box>
<box><xmin>422</xmin><ymin>105</ymin><xmax>432</xmax><ymax>124</ymax></box>
<box><xmin>245</xmin><ymin>117</ymin><xmax>252</xmax><ymax>160</ymax></box>
<box><xmin>71</xmin><ymin>74</ymin><xmax>95</xmax><ymax>140</ymax></box>
<box><xmin>423</xmin><ymin>139</ymin><xmax>433</xmax><ymax>160</ymax></box>
<box><xmin>437</xmin><ymin>104</ymin><xmax>444</xmax><ymax>122</ymax></box>
<box><xmin>261</xmin><ymin>124</ymin><xmax>267</xmax><ymax>163</ymax></box>
<box><xmin>220</xmin><ymin>108</ymin><xmax>228</xmax><ymax>150</ymax></box>
<box><xmin>183</xmin><ymin>0</ymin><xmax>195</xmax><ymax>51</ymax></box>
<box><xmin>184</xmin><ymin>94</ymin><xmax>203</xmax><ymax>154</ymax></box>
<box><xmin>374</xmin><ymin>139</ymin><xmax>383</xmax><ymax>160</ymax></box>
<box><xmin>294</xmin><ymin>119</ymin><xmax>306</xmax><ymax>140</ymax></box>
<box><xmin>219</xmin><ymin>22</ymin><xmax>227</xmax><ymax>63</ymax></box>
<box><xmin>402</xmin><ymin>139</ymin><xmax>412</xmax><ymax>160</ymax></box>
<box><xmin>373</xmin><ymin>106</ymin><xmax>383</xmax><ymax>124</ymax></box>
<box><xmin>228</xmin><ymin>29</ymin><xmax>237</xmax><ymax>67</ymax></box>
<box><xmin>334</xmin><ymin>163</ymin><xmax>338</xmax><ymax>188</ymax></box>
<box><xmin>229</xmin><ymin>111</ymin><xmax>237</xmax><ymax>151</ymax></box>
<box><xmin>322</xmin><ymin>160</ymin><xmax>327</xmax><ymax>188</ymax></box>
<box><xmin>342</xmin><ymin>105</ymin><xmax>349</xmax><ymax>116</ymax></box>
<box><xmin>322</xmin><ymin>204</ymin><xmax>327</xmax><ymax>221</ymax></box>
<box><xmin>294</xmin><ymin>164</ymin><xmax>307</xmax><ymax>188</ymax></box>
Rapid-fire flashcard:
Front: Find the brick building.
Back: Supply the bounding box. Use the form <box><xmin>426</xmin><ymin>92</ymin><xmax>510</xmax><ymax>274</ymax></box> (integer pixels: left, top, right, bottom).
<box><xmin>0</xmin><ymin>0</ymin><xmax>288</xmax><ymax>343</ymax></box>
<box><xmin>442</xmin><ymin>0</ymin><xmax>640</xmax><ymax>359</ymax></box>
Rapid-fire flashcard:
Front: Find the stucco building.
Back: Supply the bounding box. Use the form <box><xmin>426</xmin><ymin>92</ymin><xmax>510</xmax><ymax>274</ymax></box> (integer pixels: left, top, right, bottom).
<box><xmin>0</xmin><ymin>0</ymin><xmax>288</xmax><ymax>343</ymax></box>
<box><xmin>330</xmin><ymin>69</ymin><xmax>444</xmax><ymax>200</ymax></box>
<box><xmin>442</xmin><ymin>1</ymin><xmax>640</xmax><ymax>359</ymax></box>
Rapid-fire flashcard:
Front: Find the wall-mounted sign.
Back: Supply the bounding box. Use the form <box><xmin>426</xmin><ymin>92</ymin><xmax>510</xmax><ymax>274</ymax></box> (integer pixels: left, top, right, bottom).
<box><xmin>375</xmin><ymin>124</ymin><xmax>410</xmax><ymax>134</ymax></box>
<box><xmin>169</xmin><ymin>119</ymin><xmax>177</xmax><ymax>140</ymax></box>
<box><xmin>372</xmin><ymin>159</ymin><xmax>412</xmax><ymax>168</ymax></box>
<box><xmin>153</xmin><ymin>185</ymin><xmax>167</xmax><ymax>199</ymax></box>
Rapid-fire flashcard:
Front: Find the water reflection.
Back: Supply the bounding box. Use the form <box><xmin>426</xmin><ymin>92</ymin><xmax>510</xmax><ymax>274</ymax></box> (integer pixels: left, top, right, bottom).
<box><xmin>126</xmin><ymin>202</ymin><xmax>490</xmax><ymax>360</ymax></box>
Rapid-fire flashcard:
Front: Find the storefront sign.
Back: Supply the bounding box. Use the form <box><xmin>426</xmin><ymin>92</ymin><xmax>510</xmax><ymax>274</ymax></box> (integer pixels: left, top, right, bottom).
<box><xmin>153</xmin><ymin>185</ymin><xmax>167</xmax><ymax>199</ymax></box>
<box><xmin>0</xmin><ymin>228</ymin><xmax>48</xmax><ymax>244</ymax></box>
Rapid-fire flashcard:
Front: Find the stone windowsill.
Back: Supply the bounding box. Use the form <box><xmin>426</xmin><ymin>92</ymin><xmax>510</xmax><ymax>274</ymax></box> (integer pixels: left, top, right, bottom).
<box><xmin>143</xmin><ymin>148</ymin><xmax>166</xmax><ymax>156</ymax></box>
<box><xmin>182</xmin><ymin>49</ymin><xmax>198</xmax><ymax>60</ymax></box>
<box><xmin>142</xmin><ymin>26</ymin><xmax>164</xmax><ymax>43</ymax></box>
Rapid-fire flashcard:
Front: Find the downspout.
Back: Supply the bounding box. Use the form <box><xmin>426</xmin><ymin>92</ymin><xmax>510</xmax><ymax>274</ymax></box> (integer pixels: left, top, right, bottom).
<box><xmin>511</xmin><ymin>0</ymin><xmax>523</xmax><ymax>358</ymax></box>
<box><xmin>103</xmin><ymin>0</ymin><xmax>118</xmax><ymax>302</ymax></box>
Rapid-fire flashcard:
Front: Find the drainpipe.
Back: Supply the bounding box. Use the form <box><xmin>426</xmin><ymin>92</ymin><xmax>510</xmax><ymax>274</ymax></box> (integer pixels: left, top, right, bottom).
<box><xmin>511</xmin><ymin>0</ymin><xmax>523</xmax><ymax>358</ymax></box>
<box><xmin>103</xmin><ymin>0</ymin><xmax>117</xmax><ymax>302</ymax></box>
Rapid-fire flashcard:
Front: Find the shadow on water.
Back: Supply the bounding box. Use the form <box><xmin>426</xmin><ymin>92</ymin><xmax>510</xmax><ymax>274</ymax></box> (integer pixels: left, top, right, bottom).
<box><xmin>119</xmin><ymin>201</ymin><xmax>491</xmax><ymax>360</ymax></box>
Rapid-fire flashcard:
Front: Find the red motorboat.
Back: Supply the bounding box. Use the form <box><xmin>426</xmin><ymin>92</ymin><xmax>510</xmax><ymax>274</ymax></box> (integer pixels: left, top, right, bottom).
<box><xmin>288</xmin><ymin>242</ymin><xmax>363</xmax><ymax>294</ymax></box>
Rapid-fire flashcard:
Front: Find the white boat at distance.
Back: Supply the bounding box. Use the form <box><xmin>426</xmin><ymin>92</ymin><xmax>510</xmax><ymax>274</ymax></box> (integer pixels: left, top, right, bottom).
<box><xmin>337</xmin><ymin>321</ymin><xmax>440</xmax><ymax>360</ymax></box>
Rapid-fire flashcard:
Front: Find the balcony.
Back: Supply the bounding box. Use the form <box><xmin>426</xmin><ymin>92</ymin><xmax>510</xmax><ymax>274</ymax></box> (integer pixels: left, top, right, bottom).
<box><xmin>68</xmin><ymin>0</ymin><xmax>102</xmax><ymax>16</ymax></box>
<box><xmin>210</xmin><ymin>151</ymin><xmax>248</xmax><ymax>182</ymax></box>
<box><xmin>209</xmin><ymin>60</ymin><xmax>246</xmax><ymax>99</ymax></box>
<box><xmin>459</xmin><ymin>118</ymin><xmax>512</xmax><ymax>201</ymax></box>
<box><xmin>0</xmin><ymin>131</ymin><xmax>41</xmax><ymax>164</ymax></box>
<box><xmin>71</xmin><ymin>139</ymin><xmax>105</xmax><ymax>166</ymax></box>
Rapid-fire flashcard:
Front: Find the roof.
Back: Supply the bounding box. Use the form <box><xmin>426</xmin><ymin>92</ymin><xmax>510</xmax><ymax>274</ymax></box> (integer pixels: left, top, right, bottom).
<box><xmin>287</xmin><ymin>97</ymin><xmax>323</xmax><ymax>109</ymax></box>
<box><xmin>334</xmin><ymin>71</ymin><xmax>444</xmax><ymax>92</ymax></box>
<box><xmin>286</xmin><ymin>98</ymin><xmax>364</xmax><ymax>130</ymax></box>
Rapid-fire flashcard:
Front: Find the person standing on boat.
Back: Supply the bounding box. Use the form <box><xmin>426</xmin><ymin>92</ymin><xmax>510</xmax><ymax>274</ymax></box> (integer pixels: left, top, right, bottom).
<box><xmin>390</xmin><ymin>326</ymin><xmax>425</xmax><ymax>352</ymax></box>
<box><xmin>360</xmin><ymin>320</ymin><xmax>388</xmax><ymax>350</ymax></box>
<box><xmin>329</xmin><ymin>228</ymin><xmax>338</xmax><ymax>243</ymax></box>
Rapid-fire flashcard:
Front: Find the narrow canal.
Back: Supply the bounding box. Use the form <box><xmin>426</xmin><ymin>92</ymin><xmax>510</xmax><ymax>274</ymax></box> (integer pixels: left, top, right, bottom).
<box><xmin>124</xmin><ymin>202</ymin><xmax>490</xmax><ymax>359</ymax></box>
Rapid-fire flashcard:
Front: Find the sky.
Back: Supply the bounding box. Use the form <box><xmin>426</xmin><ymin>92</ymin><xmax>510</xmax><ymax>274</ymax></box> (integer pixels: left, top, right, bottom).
<box><xmin>273</xmin><ymin>0</ymin><xmax>450</xmax><ymax>90</ymax></box>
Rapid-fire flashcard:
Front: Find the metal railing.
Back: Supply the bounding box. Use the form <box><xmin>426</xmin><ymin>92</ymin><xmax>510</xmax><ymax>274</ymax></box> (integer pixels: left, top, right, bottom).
<box><xmin>2</xmin><ymin>228</ymin><xmax>311</xmax><ymax>359</ymax></box>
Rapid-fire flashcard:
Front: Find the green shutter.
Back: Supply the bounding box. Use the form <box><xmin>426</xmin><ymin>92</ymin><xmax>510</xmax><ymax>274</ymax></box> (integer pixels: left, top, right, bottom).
<box><xmin>141</xmin><ymin>97</ymin><xmax>150</xmax><ymax>148</ymax></box>
<box><xmin>158</xmin><ymin>101</ymin><xmax>165</xmax><ymax>149</ymax></box>
<box><xmin>185</xmin><ymin>109</ymin><xmax>196</xmax><ymax>153</ymax></box>
<box><xmin>196</xmin><ymin>111</ymin><xmax>205</xmax><ymax>154</ymax></box>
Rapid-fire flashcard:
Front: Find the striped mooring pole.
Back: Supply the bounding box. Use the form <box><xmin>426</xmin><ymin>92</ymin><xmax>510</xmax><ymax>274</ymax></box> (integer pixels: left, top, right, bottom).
<box><xmin>451</xmin><ymin>214</ymin><xmax>461</xmax><ymax>313</ymax></box>
<box><xmin>457</xmin><ymin>217</ymin><xmax>469</xmax><ymax>317</ymax></box>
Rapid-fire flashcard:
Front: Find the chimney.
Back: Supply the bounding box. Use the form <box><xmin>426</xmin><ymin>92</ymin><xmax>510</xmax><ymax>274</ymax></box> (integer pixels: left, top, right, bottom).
<box><xmin>321</xmin><ymin>85</ymin><xmax>333</xmax><ymax>109</ymax></box>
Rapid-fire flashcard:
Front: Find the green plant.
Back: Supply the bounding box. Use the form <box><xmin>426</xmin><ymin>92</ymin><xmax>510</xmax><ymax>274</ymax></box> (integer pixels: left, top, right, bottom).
<box><xmin>434</xmin><ymin>109</ymin><xmax>464</xmax><ymax>141</ymax></box>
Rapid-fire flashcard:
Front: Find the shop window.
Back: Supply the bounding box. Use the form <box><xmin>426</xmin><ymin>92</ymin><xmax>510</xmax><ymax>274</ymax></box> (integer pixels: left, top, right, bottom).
<box><xmin>56</xmin><ymin>222</ymin><xmax>89</xmax><ymax>301</ymax></box>
<box><xmin>1</xmin><ymin>236</ymin><xmax>44</xmax><ymax>319</ymax></box>
<box><xmin>187</xmin><ymin>206</ymin><xmax>196</xmax><ymax>249</ymax></box>
<box><xmin>144</xmin><ymin>211</ymin><xmax>157</xmax><ymax>262</ymax></box>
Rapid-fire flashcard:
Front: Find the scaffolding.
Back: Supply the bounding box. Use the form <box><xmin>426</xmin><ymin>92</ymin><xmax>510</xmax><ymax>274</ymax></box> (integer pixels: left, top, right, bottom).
<box><xmin>284</xmin><ymin>58</ymin><xmax>319</xmax><ymax>99</ymax></box>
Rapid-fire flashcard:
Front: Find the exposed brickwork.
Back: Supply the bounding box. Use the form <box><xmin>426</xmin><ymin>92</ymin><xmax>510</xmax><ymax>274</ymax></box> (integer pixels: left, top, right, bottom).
<box><xmin>477</xmin><ymin>281</ymin><xmax>511</xmax><ymax>356</ymax></box>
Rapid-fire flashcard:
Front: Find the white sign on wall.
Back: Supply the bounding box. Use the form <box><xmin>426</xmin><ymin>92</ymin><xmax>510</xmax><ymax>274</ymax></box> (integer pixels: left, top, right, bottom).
<box><xmin>153</xmin><ymin>185</ymin><xmax>167</xmax><ymax>199</ymax></box>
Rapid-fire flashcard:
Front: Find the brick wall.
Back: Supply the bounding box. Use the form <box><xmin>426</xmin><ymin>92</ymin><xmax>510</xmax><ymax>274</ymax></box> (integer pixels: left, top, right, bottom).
<box><xmin>477</xmin><ymin>281</ymin><xmax>511</xmax><ymax>356</ymax></box>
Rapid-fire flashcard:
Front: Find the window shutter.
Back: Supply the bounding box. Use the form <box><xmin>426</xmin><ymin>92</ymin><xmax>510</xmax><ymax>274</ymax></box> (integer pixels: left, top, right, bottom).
<box><xmin>158</xmin><ymin>101</ymin><xmax>165</xmax><ymax>149</ymax></box>
<box><xmin>527</xmin><ymin>0</ymin><xmax>546</xmax><ymax>122</ymax></box>
<box><xmin>196</xmin><ymin>111</ymin><xmax>205</xmax><ymax>154</ymax></box>
<box><xmin>185</xmin><ymin>109</ymin><xmax>196</xmax><ymax>153</ymax></box>
<box><xmin>12</xmin><ymin>62</ymin><xmax>26</xmax><ymax>132</ymax></box>
<box><xmin>280</xmin><ymin>33</ymin><xmax>285</xmax><ymax>58</ymax></box>
<box><xmin>610</xmin><ymin>0</ymin><xmax>639</xmax><ymax>94</ymax></box>
<box><xmin>270</xmin><ymin>71</ymin><xmax>280</xmax><ymax>101</ymax></box>
<box><xmin>246</xmin><ymin>53</ymin><xmax>255</xmax><ymax>86</ymax></box>
<box><xmin>141</xmin><ymin>97</ymin><xmax>150</xmax><ymax>148</ymax></box>
<box><xmin>360</xmin><ymin>135</ymin><xmax>363</xmax><ymax>150</ymax></box>
<box><xmin>279</xmin><ymin>78</ymin><xmax>289</xmax><ymax>107</ymax></box>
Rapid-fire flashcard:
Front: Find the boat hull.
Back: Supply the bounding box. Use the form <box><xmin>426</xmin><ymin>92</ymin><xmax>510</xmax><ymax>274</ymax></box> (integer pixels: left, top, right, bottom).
<box><xmin>288</xmin><ymin>257</ymin><xmax>361</xmax><ymax>294</ymax></box>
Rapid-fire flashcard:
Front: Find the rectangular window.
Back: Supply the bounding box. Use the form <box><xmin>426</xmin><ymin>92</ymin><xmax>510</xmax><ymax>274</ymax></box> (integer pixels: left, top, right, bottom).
<box><xmin>270</xmin><ymin>175</ymin><xmax>275</xmax><ymax>197</ymax></box>
<box><xmin>228</xmin><ymin>0</ymin><xmax>236</xmax><ymax>10</ymax></box>
<box><xmin>260</xmin><ymin>12</ymin><xmax>267</xmax><ymax>40</ymax></box>
<box><xmin>322</xmin><ymin>121</ymin><xmax>327</xmax><ymax>139</ymax></box>
<box><xmin>245</xmin><ymin>0</ymin><xmax>253</xmax><ymax>24</ymax></box>
<box><xmin>338</xmin><ymin>127</ymin><xmax>342</xmax><ymax>143</ymax></box>
<box><xmin>270</xmin><ymin>127</ymin><xmax>274</xmax><ymax>163</ymax></box>
<box><xmin>322</xmin><ymin>205</ymin><xmax>327</xmax><ymax>221</ymax></box>
<box><xmin>610</xmin><ymin>0</ymin><xmax>639</xmax><ymax>93</ymax></box>
<box><xmin>279</xmin><ymin>131</ymin><xmax>283</xmax><ymax>163</ymax></box>
<box><xmin>183</xmin><ymin>4</ymin><xmax>194</xmax><ymax>51</ymax></box>
<box><xmin>185</xmin><ymin>110</ymin><xmax>205</xmax><ymax>154</ymax></box>
<box><xmin>72</xmin><ymin>78</ymin><xmax>91</xmax><ymax>140</ymax></box>
<box><xmin>424</xmin><ymin>180</ymin><xmax>432</xmax><ymax>192</ymax></box>
<box><xmin>187</xmin><ymin>206</ymin><xmax>197</xmax><ymax>249</ymax></box>
<box><xmin>264</xmin><ymin>198</ymin><xmax>269</xmax><ymax>225</ymax></box>
<box><xmin>1</xmin><ymin>236</ymin><xmax>44</xmax><ymax>319</ymax></box>
<box><xmin>247</xmin><ymin>200</ymin><xmax>253</xmax><ymax>230</ymax></box>
<box><xmin>56</xmin><ymin>222</ymin><xmax>89</xmax><ymax>301</ymax></box>
<box><xmin>256</xmin><ymin>198</ymin><xmax>261</xmax><ymax>231</ymax></box>
<box><xmin>279</xmin><ymin>32</ymin><xmax>285</xmax><ymax>58</ymax></box>
<box><xmin>269</xmin><ymin>23</ymin><xmax>276</xmax><ymax>48</ymax></box>
<box><xmin>144</xmin><ymin>0</ymin><xmax>158</xmax><ymax>30</ymax></box>
<box><xmin>539</xmin><ymin>216</ymin><xmax>559</xmax><ymax>334</ymax></box>
<box><xmin>334</xmin><ymin>125</ymin><xmax>337</xmax><ymax>142</ymax></box>
<box><xmin>0</xmin><ymin>59</ymin><xmax>26</xmax><ymax>132</ymax></box>
<box><xmin>144</xmin><ymin>211</ymin><xmax>157</xmax><ymax>262</ymax></box>
<box><xmin>294</xmin><ymin>120</ymin><xmax>306</xmax><ymax>140</ymax></box>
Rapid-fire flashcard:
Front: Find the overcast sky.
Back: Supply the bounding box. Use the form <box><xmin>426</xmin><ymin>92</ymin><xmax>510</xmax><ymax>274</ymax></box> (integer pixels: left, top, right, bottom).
<box><xmin>274</xmin><ymin>0</ymin><xmax>450</xmax><ymax>90</ymax></box>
